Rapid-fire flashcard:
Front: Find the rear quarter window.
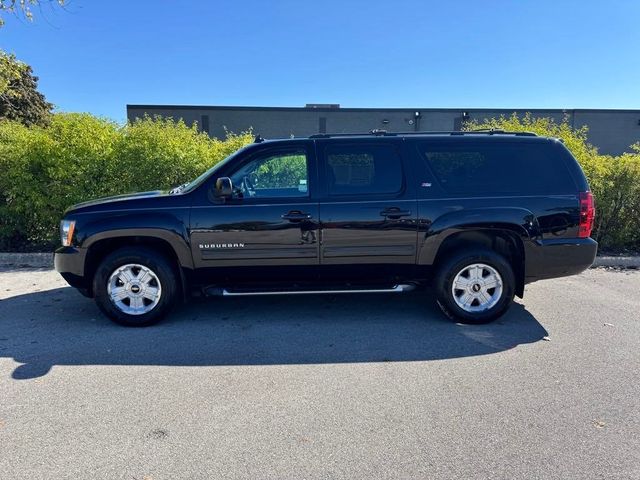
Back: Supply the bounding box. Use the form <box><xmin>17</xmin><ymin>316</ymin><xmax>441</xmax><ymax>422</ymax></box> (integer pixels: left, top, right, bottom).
<box><xmin>418</xmin><ymin>141</ymin><xmax>577</xmax><ymax>196</ymax></box>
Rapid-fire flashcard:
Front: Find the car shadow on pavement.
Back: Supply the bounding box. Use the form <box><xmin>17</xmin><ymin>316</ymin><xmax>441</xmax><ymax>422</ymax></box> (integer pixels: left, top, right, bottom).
<box><xmin>0</xmin><ymin>286</ymin><xmax>548</xmax><ymax>380</ymax></box>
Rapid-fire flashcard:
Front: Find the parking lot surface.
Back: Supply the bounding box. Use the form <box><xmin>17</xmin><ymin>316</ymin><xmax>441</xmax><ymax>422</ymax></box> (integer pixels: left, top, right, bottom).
<box><xmin>1</xmin><ymin>267</ymin><xmax>639</xmax><ymax>480</ymax></box>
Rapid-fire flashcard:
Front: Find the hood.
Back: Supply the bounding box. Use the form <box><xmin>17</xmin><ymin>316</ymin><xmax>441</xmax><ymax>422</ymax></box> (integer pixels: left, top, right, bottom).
<box><xmin>66</xmin><ymin>190</ymin><xmax>166</xmax><ymax>213</ymax></box>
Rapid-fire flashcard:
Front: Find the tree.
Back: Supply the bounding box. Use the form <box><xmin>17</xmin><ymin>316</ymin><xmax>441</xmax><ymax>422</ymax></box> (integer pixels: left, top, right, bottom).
<box><xmin>0</xmin><ymin>49</ymin><xmax>52</xmax><ymax>126</ymax></box>
<box><xmin>0</xmin><ymin>0</ymin><xmax>65</xmax><ymax>27</ymax></box>
<box><xmin>0</xmin><ymin>50</ymin><xmax>25</xmax><ymax>95</ymax></box>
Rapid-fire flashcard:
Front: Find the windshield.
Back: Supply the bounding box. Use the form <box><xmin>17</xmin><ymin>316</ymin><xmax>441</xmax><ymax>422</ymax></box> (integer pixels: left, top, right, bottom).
<box><xmin>177</xmin><ymin>145</ymin><xmax>253</xmax><ymax>194</ymax></box>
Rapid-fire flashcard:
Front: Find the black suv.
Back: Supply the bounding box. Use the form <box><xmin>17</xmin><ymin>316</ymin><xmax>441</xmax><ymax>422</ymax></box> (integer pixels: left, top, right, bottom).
<box><xmin>55</xmin><ymin>130</ymin><xmax>597</xmax><ymax>326</ymax></box>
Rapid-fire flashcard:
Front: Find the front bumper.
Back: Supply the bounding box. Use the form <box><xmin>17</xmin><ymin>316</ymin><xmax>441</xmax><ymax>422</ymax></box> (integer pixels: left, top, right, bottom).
<box><xmin>525</xmin><ymin>237</ymin><xmax>598</xmax><ymax>283</ymax></box>
<box><xmin>54</xmin><ymin>246</ymin><xmax>89</xmax><ymax>291</ymax></box>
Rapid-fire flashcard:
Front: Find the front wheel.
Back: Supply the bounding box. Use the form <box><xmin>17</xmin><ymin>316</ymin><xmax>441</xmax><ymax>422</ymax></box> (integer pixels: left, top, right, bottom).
<box><xmin>93</xmin><ymin>247</ymin><xmax>178</xmax><ymax>327</ymax></box>
<box><xmin>435</xmin><ymin>249</ymin><xmax>515</xmax><ymax>324</ymax></box>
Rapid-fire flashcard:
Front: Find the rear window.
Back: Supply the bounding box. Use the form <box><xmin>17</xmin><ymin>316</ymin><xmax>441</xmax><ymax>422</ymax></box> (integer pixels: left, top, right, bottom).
<box><xmin>325</xmin><ymin>144</ymin><xmax>403</xmax><ymax>196</ymax></box>
<box><xmin>419</xmin><ymin>142</ymin><xmax>576</xmax><ymax>196</ymax></box>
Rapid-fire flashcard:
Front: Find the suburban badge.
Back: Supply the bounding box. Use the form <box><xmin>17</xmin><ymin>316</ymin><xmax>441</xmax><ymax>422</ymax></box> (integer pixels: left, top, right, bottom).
<box><xmin>199</xmin><ymin>243</ymin><xmax>245</xmax><ymax>249</ymax></box>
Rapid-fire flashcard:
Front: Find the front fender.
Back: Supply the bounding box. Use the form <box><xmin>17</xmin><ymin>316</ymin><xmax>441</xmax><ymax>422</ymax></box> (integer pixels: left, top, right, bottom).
<box><xmin>75</xmin><ymin>211</ymin><xmax>194</xmax><ymax>269</ymax></box>
<box><xmin>418</xmin><ymin>207</ymin><xmax>538</xmax><ymax>265</ymax></box>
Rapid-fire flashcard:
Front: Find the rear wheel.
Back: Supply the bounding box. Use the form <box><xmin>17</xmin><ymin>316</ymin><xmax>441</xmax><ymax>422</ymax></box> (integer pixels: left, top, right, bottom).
<box><xmin>435</xmin><ymin>249</ymin><xmax>515</xmax><ymax>324</ymax></box>
<box><xmin>93</xmin><ymin>247</ymin><xmax>178</xmax><ymax>326</ymax></box>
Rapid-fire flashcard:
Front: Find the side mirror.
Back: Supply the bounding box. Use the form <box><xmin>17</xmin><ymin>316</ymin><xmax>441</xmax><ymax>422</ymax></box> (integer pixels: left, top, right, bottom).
<box><xmin>215</xmin><ymin>177</ymin><xmax>233</xmax><ymax>198</ymax></box>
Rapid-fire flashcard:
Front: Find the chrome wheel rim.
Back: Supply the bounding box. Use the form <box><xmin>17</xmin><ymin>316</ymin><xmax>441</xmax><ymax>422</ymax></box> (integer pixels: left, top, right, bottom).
<box><xmin>451</xmin><ymin>263</ymin><xmax>503</xmax><ymax>313</ymax></box>
<box><xmin>107</xmin><ymin>264</ymin><xmax>162</xmax><ymax>315</ymax></box>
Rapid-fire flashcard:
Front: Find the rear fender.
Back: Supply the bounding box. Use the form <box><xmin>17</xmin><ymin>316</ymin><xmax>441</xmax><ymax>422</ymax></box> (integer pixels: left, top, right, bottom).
<box><xmin>418</xmin><ymin>207</ymin><xmax>538</xmax><ymax>265</ymax></box>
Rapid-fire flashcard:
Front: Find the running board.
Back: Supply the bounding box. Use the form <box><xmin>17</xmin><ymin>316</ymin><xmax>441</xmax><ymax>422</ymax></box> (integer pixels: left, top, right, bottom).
<box><xmin>205</xmin><ymin>284</ymin><xmax>415</xmax><ymax>297</ymax></box>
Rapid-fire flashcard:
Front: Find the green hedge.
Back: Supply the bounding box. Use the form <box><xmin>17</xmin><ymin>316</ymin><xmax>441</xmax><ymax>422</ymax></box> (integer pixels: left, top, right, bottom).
<box><xmin>0</xmin><ymin>113</ymin><xmax>253</xmax><ymax>250</ymax></box>
<box><xmin>1</xmin><ymin>112</ymin><xmax>639</xmax><ymax>251</ymax></box>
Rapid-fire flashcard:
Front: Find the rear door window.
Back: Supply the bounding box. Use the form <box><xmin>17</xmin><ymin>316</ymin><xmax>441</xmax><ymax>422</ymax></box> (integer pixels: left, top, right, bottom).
<box><xmin>324</xmin><ymin>144</ymin><xmax>403</xmax><ymax>196</ymax></box>
<box><xmin>418</xmin><ymin>142</ymin><xmax>576</xmax><ymax>196</ymax></box>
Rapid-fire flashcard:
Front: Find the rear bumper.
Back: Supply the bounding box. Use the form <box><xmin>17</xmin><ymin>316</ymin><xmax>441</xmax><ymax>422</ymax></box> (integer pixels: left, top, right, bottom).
<box><xmin>525</xmin><ymin>237</ymin><xmax>598</xmax><ymax>283</ymax></box>
<box><xmin>54</xmin><ymin>246</ymin><xmax>89</xmax><ymax>290</ymax></box>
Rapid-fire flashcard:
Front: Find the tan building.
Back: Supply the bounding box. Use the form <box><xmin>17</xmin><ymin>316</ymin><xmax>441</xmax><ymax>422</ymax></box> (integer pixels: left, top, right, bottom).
<box><xmin>127</xmin><ymin>104</ymin><xmax>640</xmax><ymax>156</ymax></box>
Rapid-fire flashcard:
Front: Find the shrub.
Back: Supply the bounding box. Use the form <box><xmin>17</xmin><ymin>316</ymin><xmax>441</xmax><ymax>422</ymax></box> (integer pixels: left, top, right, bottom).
<box><xmin>594</xmin><ymin>145</ymin><xmax>640</xmax><ymax>248</ymax></box>
<box><xmin>117</xmin><ymin>116</ymin><xmax>225</xmax><ymax>193</ymax></box>
<box><xmin>1</xmin><ymin>112</ymin><xmax>639</xmax><ymax>251</ymax></box>
<box><xmin>0</xmin><ymin>113</ymin><xmax>253</xmax><ymax>250</ymax></box>
<box><xmin>464</xmin><ymin>114</ymin><xmax>640</xmax><ymax>250</ymax></box>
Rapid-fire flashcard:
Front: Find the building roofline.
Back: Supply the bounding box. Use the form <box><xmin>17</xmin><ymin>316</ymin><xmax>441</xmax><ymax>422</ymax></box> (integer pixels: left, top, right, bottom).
<box><xmin>126</xmin><ymin>104</ymin><xmax>640</xmax><ymax>114</ymax></box>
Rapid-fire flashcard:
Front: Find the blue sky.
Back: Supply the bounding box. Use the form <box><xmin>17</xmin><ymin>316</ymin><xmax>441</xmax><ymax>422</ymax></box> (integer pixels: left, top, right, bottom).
<box><xmin>2</xmin><ymin>0</ymin><xmax>639</xmax><ymax>121</ymax></box>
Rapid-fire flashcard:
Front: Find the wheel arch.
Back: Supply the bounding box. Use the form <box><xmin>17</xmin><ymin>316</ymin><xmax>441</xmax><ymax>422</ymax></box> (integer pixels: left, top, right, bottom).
<box><xmin>429</xmin><ymin>228</ymin><xmax>526</xmax><ymax>298</ymax></box>
<box><xmin>418</xmin><ymin>207</ymin><xmax>537</xmax><ymax>298</ymax></box>
<box><xmin>83</xmin><ymin>232</ymin><xmax>191</xmax><ymax>298</ymax></box>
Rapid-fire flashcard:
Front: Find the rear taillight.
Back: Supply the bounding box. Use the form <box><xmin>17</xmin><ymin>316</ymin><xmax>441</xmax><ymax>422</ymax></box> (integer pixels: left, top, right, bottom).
<box><xmin>578</xmin><ymin>191</ymin><xmax>595</xmax><ymax>238</ymax></box>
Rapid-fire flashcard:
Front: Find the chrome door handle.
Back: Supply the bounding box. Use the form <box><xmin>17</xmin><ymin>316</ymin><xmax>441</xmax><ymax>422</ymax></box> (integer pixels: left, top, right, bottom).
<box><xmin>282</xmin><ymin>211</ymin><xmax>312</xmax><ymax>222</ymax></box>
<box><xmin>380</xmin><ymin>208</ymin><xmax>411</xmax><ymax>219</ymax></box>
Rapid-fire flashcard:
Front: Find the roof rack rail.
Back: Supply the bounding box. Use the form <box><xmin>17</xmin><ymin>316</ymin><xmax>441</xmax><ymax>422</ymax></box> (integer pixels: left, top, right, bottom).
<box><xmin>467</xmin><ymin>128</ymin><xmax>537</xmax><ymax>136</ymax></box>
<box><xmin>308</xmin><ymin>132</ymin><xmax>375</xmax><ymax>138</ymax></box>
<box><xmin>309</xmin><ymin>129</ymin><xmax>537</xmax><ymax>139</ymax></box>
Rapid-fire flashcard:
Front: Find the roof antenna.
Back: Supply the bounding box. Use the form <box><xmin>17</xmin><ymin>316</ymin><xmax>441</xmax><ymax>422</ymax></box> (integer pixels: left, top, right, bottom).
<box><xmin>254</xmin><ymin>134</ymin><xmax>264</xmax><ymax>143</ymax></box>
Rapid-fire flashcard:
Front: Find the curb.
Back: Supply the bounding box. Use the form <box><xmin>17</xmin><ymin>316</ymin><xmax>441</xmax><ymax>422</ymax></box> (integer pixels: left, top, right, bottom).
<box><xmin>0</xmin><ymin>252</ymin><xmax>54</xmax><ymax>268</ymax></box>
<box><xmin>1</xmin><ymin>252</ymin><xmax>639</xmax><ymax>270</ymax></box>
<box><xmin>592</xmin><ymin>256</ymin><xmax>640</xmax><ymax>268</ymax></box>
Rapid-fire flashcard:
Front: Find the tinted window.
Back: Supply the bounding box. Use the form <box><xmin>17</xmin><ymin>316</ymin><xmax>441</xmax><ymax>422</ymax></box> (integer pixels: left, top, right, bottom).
<box><xmin>325</xmin><ymin>144</ymin><xmax>403</xmax><ymax>196</ymax></box>
<box><xmin>230</xmin><ymin>149</ymin><xmax>308</xmax><ymax>199</ymax></box>
<box><xmin>419</xmin><ymin>142</ymin><xmax>575</xmax><ymax>195</ymax></box>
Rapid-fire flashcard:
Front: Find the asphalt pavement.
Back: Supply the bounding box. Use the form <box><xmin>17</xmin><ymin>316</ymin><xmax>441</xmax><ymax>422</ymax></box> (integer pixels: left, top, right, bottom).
<box><xmin>1</xmin><ymin>267</ymin><xmax>639</xmax><ymax>480</ymax></box>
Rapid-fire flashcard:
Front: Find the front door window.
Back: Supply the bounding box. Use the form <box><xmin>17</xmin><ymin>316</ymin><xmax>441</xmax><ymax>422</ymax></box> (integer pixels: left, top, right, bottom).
<box><xmin>229</xmin><ymin>149</ymin><xmax>309</xmax><ymax>199</ymax></box>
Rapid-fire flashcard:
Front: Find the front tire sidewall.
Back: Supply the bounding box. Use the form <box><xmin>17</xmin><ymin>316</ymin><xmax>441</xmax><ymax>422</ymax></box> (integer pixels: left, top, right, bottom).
<box><xmin>436</xmin><ymin>250</ymin><xmax>515</xmax><ymax>324</ymax></box>
<box><xmin>93</xmin><ymin>248</ymin><xmax>177</xmax><ymax>327</ymax></box>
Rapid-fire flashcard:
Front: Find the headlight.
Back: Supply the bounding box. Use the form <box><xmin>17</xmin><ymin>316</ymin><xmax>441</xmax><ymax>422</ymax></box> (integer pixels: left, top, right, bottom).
<box><xmin>60</xmin><ymin>220</ymin><xmax>76</xmax><ymax>246</ymax></box>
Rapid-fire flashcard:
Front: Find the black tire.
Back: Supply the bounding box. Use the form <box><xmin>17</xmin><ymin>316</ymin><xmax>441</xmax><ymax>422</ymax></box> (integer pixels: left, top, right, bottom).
<box><xmin>93</xmin><ymin>246</ymin><xmax>178</xmax><ymax>327</ymax></box>
<box><xmin>435</xmin><ymin>248</ymin><xmax>515</xmax><ymax>324</ymax></box>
